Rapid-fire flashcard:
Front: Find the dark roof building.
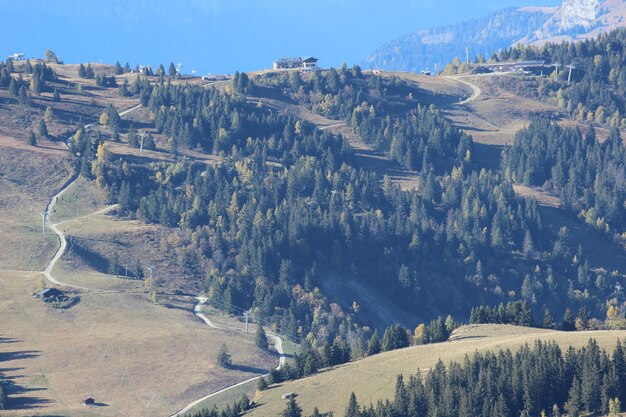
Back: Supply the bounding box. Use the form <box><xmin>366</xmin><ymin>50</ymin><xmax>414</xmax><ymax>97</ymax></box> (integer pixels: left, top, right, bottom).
<box><xmin>35</xmin><ymin>288</ymin><xmax>66</xmax><ymax>302</ymax></box>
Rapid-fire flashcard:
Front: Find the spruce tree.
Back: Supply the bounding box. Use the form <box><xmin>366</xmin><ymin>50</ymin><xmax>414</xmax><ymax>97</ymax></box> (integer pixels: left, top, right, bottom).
<box><xmin>27</xmin><ymin>130</ymin><xmax>37</xmax><ymax>146</ymax></box>
<box><xmin>38</xmin><ymin>119</ymin><xmax>48</xmax><ymax>139</ymax></box>
<box><xmin>282</xmin><ymin>396</ymin><xmax>302</xmax><ymax>417</ymax></box>
<box><xmin>18</xmin><ymin>85</ymin><xmax>29</xmax><ymax>105</ymax></box>
<box><xmin>568</xmin><ymin>377</ymin><xmax>582</xmax><ymax>417</ymax></box>
<box><xmin>255</xmin><ymin>324</ymin><xmax>269</xmax><ymax>350</ymax></box>
<box><xmin>543</xmin><ymin>308</ymin><xmax>556</xmax><ymax>329</ymax></box>
<box><xmin>256</xmin><ymin>376</ymin><xmax>268</xmax><ymax>391</ymax></box>
<box><xmin>367</xmin><ymin>330</ymin><xmax>381</xmax><ymax>356</ymax></box>
<box><xmin>562</xmin><ymin>309</ymin><xmax>575</xmax><ymax>331</ymax></box>
<box><xmin>345</xmin><ymin>392</ymin><xmax>359</xmax><ymax>417</ymax></box>
<box><xmin>8</xmin><ymin>77</ymin><xmax>18</xmax><ymax>96</ymax></box>
<box><xmin>53</xmin><ymin>87</ymin><xmax>61</xmax><ymax>102</ymax></box>
<box><xmin>217</xmin><ymin>344</ymin><xmax>232</xmax><ymax>368</ymax></box>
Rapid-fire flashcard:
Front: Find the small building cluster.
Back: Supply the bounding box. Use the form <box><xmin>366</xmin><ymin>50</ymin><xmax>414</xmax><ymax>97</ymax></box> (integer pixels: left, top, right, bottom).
<box><xmin>477</xmin><ymin>60</ymin><xmax>545</xmax><ymax>74</ymax></box>
<box><xmin>8</xmin><ymin>52</ymin><xmax>24</xmax><ymax>61</ymax></box>
<box><xmin>273</xmin><ymin>57</ymin><xmax>318</xmax><ymax>72</ymax></box>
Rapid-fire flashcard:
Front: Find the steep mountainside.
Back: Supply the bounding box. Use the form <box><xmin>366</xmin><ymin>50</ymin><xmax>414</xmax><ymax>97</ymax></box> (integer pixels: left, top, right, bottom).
<box><xmin>365</xmin><ymin>0</ymin><xmax>626</xmax><ymax>72</ymax></box>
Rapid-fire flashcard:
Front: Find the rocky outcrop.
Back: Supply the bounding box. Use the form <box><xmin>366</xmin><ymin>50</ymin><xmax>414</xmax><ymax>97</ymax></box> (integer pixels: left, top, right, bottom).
<box><xmin>531</xmin><ymin>0</ymin><xmax>602</xmax><ymax>41</ymax></box>
<box><xmin>557</xmin><ymin>0</ymin><xmax>600</xmax><ymax>30</ymax></box>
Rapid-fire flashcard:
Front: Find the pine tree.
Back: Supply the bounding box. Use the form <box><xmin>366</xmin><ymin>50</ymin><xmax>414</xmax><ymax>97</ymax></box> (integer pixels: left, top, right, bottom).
<box><xmin>568</xmin><ymin>377</ymin><xmax>582</xmax><ymax>417</ymax></box>
<box><xmin>52</xmin><ymin>87</ymin><xmax>61</xmax><ymax>102</ymax></box>
<box><xmin>169</xmin><ymin>62</ymin><xmax>177</xmax><ymax>77</ymax></box>
<box><xmin>577</xmin><ymin>306</ymin><xmax>589</xmax><ymax>330</ymax></box>
<box><xmin>44</xmin><ymin>106</ymin><xmax>54</xmax><ymax>122</ymax></box>
<box><xmin>257</xmin><ymin>376</ymin><xmax>268</xmax><ymax>391</ymax></box>
<box><xmin>44</xmin><ymin>49</ymin><xmax>59</xmax><ymax>63</ymax></box>
<box><xmin>8</xmin><ymin>77</ymin><xmax>18</xmax><ymax>96</ymax></box>
<box><xmin>108</xmin><ymin>251</ymin><xmax>120</xmax><ymax>275</ymax></box>
<box><xmin>562</xmin><ymin>309</ymin><xmax>575</xmax><ymax>331</ymax></box>
<box><xmin>283</xmin><ymin>396</ymin><xmax>303</xmax><ymax>417</ymax></box>
<box><xmin>345</xmin><ymin>392</ymin><xmax>359</xmax><ymax>417</ymax></box>
<box><xmin>114</xmin><ymin>61</ymin><xmax>123</xmax><ymax>75</ymax></box>
<box><xmin>256</xmin><ymin>324</ymin><xmax>269</xmax><ymax>350</ymax></box>
<box><xmin>29</xmin><ymin>76</ymin><xmax>40</xmax><ymax>94</ymax></box>
<box><xmin>18</xmin><ymin>85</ymin><xmax>29</xmax><ymax>105</ymax></box>
<box><xmin>27</xmin><ymin>130</ymin><xmax>37</xmax><ymax>146</ymax></box>
<box><xmin>367</xmin><ymin>330</ymin><xmax>381</xmax><ymax>355</ymax></box>
<box><xmin>217</xmin><ymin>344</ymin><xmax>232</xmax><ymax>368</ymax></box>
<box><xmin>543</xmin><ymin>308</ymin><xmax>556</xmax><ymax>329</ymax></box>
<box><xmin>128</xmin><ymin>125</ymin><xmax>138</xmax><ymax>147</ymax></box>
<box><xmin>38</xmin><ymin>119</ymin><xmax>48</xmax><ymax>139</ymax></box>
<box><xmin>78</xmin><ymin>63</ymin><xmax>87</xmax><ymax>78</ymax></box>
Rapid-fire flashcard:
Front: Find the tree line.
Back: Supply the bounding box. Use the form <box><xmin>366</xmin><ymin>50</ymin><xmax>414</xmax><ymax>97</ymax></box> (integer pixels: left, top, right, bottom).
<box><xmin>307</xmin><ymin>338</ymin><xmax>626</xmax><ymax>417</ymax></box>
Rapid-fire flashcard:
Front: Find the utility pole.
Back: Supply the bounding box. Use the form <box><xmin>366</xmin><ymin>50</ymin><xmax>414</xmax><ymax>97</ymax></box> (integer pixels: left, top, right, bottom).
<box><xmin>139</xmin><ymin>132</ymin><xmax>145</xmax><ymax>155</ymax></box>
<box><xmin>40</xmin><ymin>210</ymin><xmax>48</xmax><ymax>235</ymax></box>
<box><xmin>567</xmin><ymin>65</ymin><xmax>575</xmax><ymax>86</ymax></box>
<box><xmin>554</xmin><ymin>63</ymin><xmax>560</xmax><ymax>80</ymax></box>
<box><xmin>243</xmin><ymin>310</ymin><xmax>251</xmax><ymax>333</ymax></box>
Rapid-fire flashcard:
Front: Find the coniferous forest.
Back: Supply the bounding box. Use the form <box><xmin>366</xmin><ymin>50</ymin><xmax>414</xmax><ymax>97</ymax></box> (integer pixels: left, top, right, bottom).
<box><xmin>68</xmin><ymin>49</ymin><xmax>626</xmax><ymax>363</ymax></box>
<box><xmin>316</xmin><ymin>339</ymin><xmax>626</xmax><ymax>417</ymax></box>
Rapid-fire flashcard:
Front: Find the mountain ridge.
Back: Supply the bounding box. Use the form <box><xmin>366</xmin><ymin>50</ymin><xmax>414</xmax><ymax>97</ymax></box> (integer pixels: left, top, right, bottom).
<box><xmin>364</xmin><ymin>0</ymin><xmax>626</xmax><ymax>72</ymax></box>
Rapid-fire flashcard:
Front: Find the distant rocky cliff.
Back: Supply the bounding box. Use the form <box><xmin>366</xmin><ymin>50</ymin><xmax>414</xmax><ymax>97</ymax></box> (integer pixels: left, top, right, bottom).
<box><xmin>529</xmin><ymin>0</ymin><xmax>600</xmax><ymax>42</ymax></box>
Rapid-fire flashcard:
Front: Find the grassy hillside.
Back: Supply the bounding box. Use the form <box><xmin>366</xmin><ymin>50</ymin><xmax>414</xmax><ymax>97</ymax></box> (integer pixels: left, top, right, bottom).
<box><xmin>4</xmin><ymin>56</ymin><xmax>626</xmax><ymax>417</ymax></box>
<box><xmin>0</xmin><ymin>270</ymin><xmax>277</xmax><ymax>417</ymax></box>
<box><xmin>0</xmin><ymin>61</ymin><xmax>283</xmax><ymax>416</ymax></box>
<box><xmin>249</xmin><ymin>325</ymin><xmax>626</xmax><ymax>417</ymax></box>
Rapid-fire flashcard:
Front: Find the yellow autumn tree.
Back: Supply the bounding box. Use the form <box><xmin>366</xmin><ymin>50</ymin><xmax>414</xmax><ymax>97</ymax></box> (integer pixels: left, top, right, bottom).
<box><xmin>414</xmin><ymin>324</ymin><xmax>427</xmax><ymax>345</ymax></box>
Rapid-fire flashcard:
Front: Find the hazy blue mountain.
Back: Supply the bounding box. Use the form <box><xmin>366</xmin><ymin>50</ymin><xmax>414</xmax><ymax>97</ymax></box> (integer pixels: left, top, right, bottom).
<box><xmin>363</xmin><ymin>7</ymin><xmax>554</xmax><ymax>73</ymax></box>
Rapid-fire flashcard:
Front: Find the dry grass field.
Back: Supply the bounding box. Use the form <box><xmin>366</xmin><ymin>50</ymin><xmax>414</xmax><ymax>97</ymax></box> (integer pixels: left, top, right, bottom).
<box><xmin>0</xmin><ymin>270</ymin><xmax>277</xmax><ymax>417</ymax></box>
<box><xmin>249</xmin><ymin>324</ymin><xmax>626</xmax><ymax>417</ymax></box>
<box><xmin>0</xmin><ymin>136</ymin><xmax>73</xmax><ymax>271</ymax></box>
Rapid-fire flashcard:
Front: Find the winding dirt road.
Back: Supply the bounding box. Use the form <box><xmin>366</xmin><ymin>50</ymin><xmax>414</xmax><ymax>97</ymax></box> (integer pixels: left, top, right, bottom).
<box><xmin>39</xmin><ymin>101</ymin><xmax>287</xmax><ymax>417</ymax></box>
<box><xmin>41</xmin><ymin>173</ymin><xmax>118</xmax><ymax>292</ymax></box>
<box><xmin>41</xmin><ymin>101</ymin><xmax>142</xmax><ymax>291</ymax></box>
<box><xmin>169</xmin><ymin>297</ymin><xmax>286</xmax><ymax>417</ymax></box>
<box><xmin>449</xmin><ymin>76</ymin><xmax>482</xmax><ymax>105</ymax></box>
